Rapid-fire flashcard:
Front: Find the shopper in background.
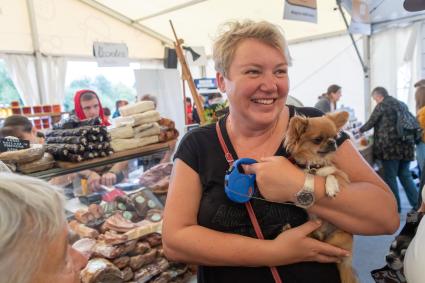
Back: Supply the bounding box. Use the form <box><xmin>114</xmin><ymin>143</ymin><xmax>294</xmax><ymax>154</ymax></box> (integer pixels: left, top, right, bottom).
<box><xmin>185</xmin><ymin>97</ymin><xmax>193</xmax><ymax>124</ymax></box>
<box><xmin>73</xmin><ymin>90</ymin><xmax>126</xmax><ymax>190</ymax></box>
<box><xmin>112</xmin><ymin>99</ymin><xmax>129</xmax><ymax>118</ymax></box>
<box><xmin>103</xmin><ymin>107</ymin><xmax>111</xmax><ymax>122</ymax></box>
<box><xmin>0</xmin><ymin>173</ymin><xmax>87</xmax><ymax>283</ymax></box>
<box><xmin>0</xmin><ymin>115</ymin><xmax>40</xmax><ymax>143</ymax></box>
<box><xmin>163</xmin><ymin>20</ymin><xmax>398</xmax><ymax>283</ymax></box>
<box><xmin>415</xmin><ymin>85</ymin><xmax>425</xmax><ymax>204</ymax></box>
<box><xmin>360</xmin><ymin>86</ymin><xmax>419</xmax><ymax>212</ymax></box>
<box><xmin>314</xmin><ymin>84</ymin><xmax>342</xmax><ymax>113</ymax></box>
<box><xmin>73</xmin><ymin>89</ymin><xmax>110</xmax><ymax>126</ymax></box>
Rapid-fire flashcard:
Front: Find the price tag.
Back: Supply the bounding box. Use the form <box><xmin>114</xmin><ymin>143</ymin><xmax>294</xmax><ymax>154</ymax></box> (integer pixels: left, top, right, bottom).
<box><xmin>0</xmin><ymin>138</ymin><xmax>30</xmax><ymax>152</ymax></box>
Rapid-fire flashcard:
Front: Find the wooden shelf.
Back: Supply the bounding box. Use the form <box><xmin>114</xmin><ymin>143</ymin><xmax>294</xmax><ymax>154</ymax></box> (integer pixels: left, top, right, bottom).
<box><xmin>23</xmin><ymin>112</ymin><xmax>67</xmax><ymax>118</ymax></box>
<box><xmin>28</xmin><ymin>140</ymin><xmax>174</xmax><ymax>180</ymax></box>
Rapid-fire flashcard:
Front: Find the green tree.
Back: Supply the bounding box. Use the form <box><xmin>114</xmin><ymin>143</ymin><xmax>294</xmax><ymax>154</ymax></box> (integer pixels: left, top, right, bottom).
<box><xmin>64</xmin><ymin>75</ymin><xmax>136</xmax><ymax>114</ymax></box>
<box><xmin>0</xmin><ymin>61</ymin><xmax>21</xmax><ymax>105</ymax></box>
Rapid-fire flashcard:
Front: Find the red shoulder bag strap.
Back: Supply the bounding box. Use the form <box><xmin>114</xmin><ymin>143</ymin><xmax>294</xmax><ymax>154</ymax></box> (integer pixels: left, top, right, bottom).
<box><xmin>215</xmin><ymin>122</ymin><xmax>283</xmax><ymax>283</ymax></box>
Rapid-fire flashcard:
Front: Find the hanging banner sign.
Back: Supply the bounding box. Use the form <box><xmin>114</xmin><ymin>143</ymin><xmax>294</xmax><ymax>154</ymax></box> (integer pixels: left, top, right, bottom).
<box><xmin>93</xmin><ymin>42</ymin><xmax>130</xmax><ymax>67</ymax></box>
<box><xmin>349</xmin><ymin>0</ymin><xmax>371</xmax><ymax>35</ymax></box>
<box><xmin>283</xmin><ymin>0</ymin><xmax>317</xmax><ymax>23</ymax></box>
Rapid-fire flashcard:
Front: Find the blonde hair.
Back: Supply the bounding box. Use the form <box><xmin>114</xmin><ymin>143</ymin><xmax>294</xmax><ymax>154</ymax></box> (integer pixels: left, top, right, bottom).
<box><xmin>213</xmin><ymin>20</ymin><xmax>290</xmax><ymax>76</ymax></box>
<box><xmin>415</xmin><ymin>86</ymin><xmax>425</xmax><ymax>112</ymax></box>
<box><xmin>0</xmin><ymin>173</ymin><xmax>65</xmax><ymax>283</ymax></box>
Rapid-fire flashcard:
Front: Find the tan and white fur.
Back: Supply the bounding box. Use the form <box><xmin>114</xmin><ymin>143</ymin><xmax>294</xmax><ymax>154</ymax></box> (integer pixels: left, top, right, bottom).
<box><xmin>284</xmin><ymin>111</ymin><xmax>358</xmax><ymax>283</ymax></box>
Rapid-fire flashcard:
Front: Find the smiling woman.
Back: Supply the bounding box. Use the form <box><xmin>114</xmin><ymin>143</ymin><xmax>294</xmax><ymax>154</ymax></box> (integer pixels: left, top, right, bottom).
<box><xmin>0</xmin><ymin>173</ymin><xmax>87</xmax><ymax>283</ymax></box>
<box><xmin>162</xmin><ymin>20</ymin><xmax>399</xmax><ymax>283</ymax></box>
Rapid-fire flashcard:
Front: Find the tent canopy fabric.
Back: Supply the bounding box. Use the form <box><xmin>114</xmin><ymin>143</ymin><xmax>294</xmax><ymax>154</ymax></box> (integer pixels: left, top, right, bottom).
<box><xmin>2</xmin><ymin>0</ymin><xmax>425</xmax><ymax>58</ymax></box>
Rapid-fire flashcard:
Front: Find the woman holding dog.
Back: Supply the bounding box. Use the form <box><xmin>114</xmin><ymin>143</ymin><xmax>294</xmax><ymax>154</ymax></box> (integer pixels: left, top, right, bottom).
<box><xmin>163</xmin><ymin>20</ymin><xmax>399</xmax><ymax>283</ymax></box>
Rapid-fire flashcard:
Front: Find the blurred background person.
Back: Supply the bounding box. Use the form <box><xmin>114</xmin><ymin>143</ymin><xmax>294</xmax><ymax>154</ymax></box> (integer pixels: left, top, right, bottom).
<box><xmin>415</xmin><ymin>85</ymin><xmax>425</xmax><ymax>204</ymax></box>
<box><xmin>314</xmin><ymin>84</ymin><xmax>342</xmax><ymax>113</ymax></box>
<box><xmin>0</xmin><ymin>115</ymin><xmax>40</xmax><ymax>143</ymax></box>
<box><xmin>0</xmin><ymin>172</ymin><xmax>87</xmax><ymax>283</ymax></box>
<box><xmin>103</xmin><ymin>107</ymin><xmax>111</xmax><ymax>123</ymax></box>
<box><xmin>112</xmin><ymin>99</ymin><xmax>129</xmax><ymax>118</ymax></box>
<box><xmin>74</xmin><ymin>89</ymin><xmax>110</xmax><ymax>126</ymax></box>
<box><xmin>185</xmin><ymin>97</ymin><xmax>193</xmax><ymax>124</ymax></box>
<box><xmin>360</xmin><ymin>86</ymin><xmax>418</xmax><ymax>212</ymax></box>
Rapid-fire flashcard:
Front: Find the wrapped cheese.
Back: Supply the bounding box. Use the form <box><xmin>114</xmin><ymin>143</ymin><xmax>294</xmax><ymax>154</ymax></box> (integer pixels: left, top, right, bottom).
<box><xmin>119</xmin><ymin>100</ymin><xmax>155</xmax><ymax>117</ymax></box>
<box><xmin>133</xmin><ymin>122</ymin><xmax>155</xmax><ymax>133</ymax></box>
<box><xmin>134</xmin><ymin>123</ymin><xmax>160</xmax><ymax>139</ymax></box>
<box><xmin>110</xmin><ymin>135</ymin><xmax>159</xmax><ymax>152</ymax></box>
<box><xmin>112</xmin><ymin>116</ymin><xmax>135</xmax><ymax>128</ymax></box>
<box><xmin>80</xmin><ymin>258</ymin><xmax>123</xmax><ymax>283</ymax></box>
<box><xmin>109</xmin><ymin>125</ymin><xmax>134</xmax><ymax>140</ymax></box>
<box><xmin>132</xmin><ymin>110</ymin><xmax>160</xmax><ymax>127</ymax></box>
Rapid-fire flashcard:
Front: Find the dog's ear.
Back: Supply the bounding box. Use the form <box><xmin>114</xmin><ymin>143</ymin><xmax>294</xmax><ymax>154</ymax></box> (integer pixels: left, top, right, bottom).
<box><xmin>326</xmin><ymin>111</ymin><xmax>349</xmax><ymax>130</ymax></box>
<box><xmin>285</xmin><ymin>115</ymin><xmax>309</xmax><ymax>151</ymax></box>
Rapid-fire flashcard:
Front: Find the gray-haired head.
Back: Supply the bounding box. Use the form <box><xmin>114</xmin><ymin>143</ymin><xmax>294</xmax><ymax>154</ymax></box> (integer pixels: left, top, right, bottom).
<box><xmin>0</xmin><ymin>173</ymin><xmax>65</xmax><ymax>283</ymax></box>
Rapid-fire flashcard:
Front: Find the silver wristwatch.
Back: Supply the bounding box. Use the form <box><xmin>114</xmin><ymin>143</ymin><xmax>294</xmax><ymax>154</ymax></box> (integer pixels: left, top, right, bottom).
<box><xmin>294</xmin><ymin>173</ymin><xmax>315</xmax><ymax>209</ymax></box>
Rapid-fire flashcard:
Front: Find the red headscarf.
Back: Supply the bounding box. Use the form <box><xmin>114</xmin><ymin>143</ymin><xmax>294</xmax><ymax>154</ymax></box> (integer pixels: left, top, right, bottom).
<box><xmin>74</xmin><ymin>89</ymin><xmax>110</xmax><ymax>126</ymax></box>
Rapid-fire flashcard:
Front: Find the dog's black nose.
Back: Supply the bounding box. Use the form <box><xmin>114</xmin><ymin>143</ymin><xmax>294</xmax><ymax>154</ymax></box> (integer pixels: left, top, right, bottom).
<box><xmin>386</xmin><ymin>255</ymin><xmax>394</xmax><ymax>263</ymax></box>
<box><xmin>327</xmin><ymin>139</ymin><xmax>336</xmax><ymax>147</ymax></box>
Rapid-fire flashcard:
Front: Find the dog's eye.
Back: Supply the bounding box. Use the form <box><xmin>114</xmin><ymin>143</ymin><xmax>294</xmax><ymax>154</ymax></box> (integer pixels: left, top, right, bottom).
<box><xmin>312</xmin><ymin>137</ymin><xmax>323</xmax><ymax>144</ymax></box>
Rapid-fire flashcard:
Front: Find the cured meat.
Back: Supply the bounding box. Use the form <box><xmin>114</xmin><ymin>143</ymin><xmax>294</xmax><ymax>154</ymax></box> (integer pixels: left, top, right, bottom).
<box><xmin>143</xmin><ymin>233</ymin><xmax>162</xmax><ymax>247</ymax></box>
<box><xmin>0</xmin><ymin>144</ymin><xmax>45</xmax><ymax>164</ymax></box>
<box><xmin>46</xmin><ymin>143</ymin><xmax>85</xmax><ymax>154</ymax></box>
<box><xmin>159</xmin><ymin>128</ymin><xmax>179</xmax><ymax>142</ymax></box>
<box><xmin>53</xmin><ymin>116</ymin><xmax>101</xmax><ymax>130</ymax></box>
<box><xmin>122</xmin><ymin>266</ymin><xmax>134</xmax><ymax>281</ymax></box>
<box><xmin>69</xmin><ymin>220</ymin><xmax>99</xmax><ymax>238</ymax></box>
<box><xmin>119</xmin><ymin>100</ymin><xmax>155</xmax><ymax>117</ymax></box>
<box><xmin>139</xmin><ymin>163</ymin><xmax>173</xmax><ymax>188</ymax></box>
<box><xmin>74</xmin><ymin>209</ymin><xmax>96</xmax><ymax>224</ymax></box>
<box><xmin>133</xmin><ymin>258</ymin><xmax>170</xmax><ymax>283</ymax></box>
<box><xmin>158</xmin><ymin>117</ymin><xmax>175</xmax><ymax>130</ymax></box>
<box><xmin>129</xmin><ymin>249</ymin><xmax>157</xmax><ymax>270</ymax></box>
<box><xmin>128</xmin><ymin>242</ymin><xmax>151</xmax><ymax>256</ymax></box>
<box><xmin>89</xmin><ymin>203</ymin><xmax>104</xmax><ymax>219</ymax></box>
<box><xmin>98</xmin><ymin>230</ymin><xmax>129</xmax><ymax>245</ymax></box>
<box><xmin>17</xmin><ymin>153</ymin><xmax>54</xmax><ymax>173</ymax></box>
<box><xmin>80</xmin><ymin>258</ymin><xmax>123</xmax><ymax>283</ymax></box>
<box><xmin>112</xmin><ymin>256</ymin><xmax>130</xmax><ymax>269</ymax></box>
<box><xmin>46</xmin><ymin>127</ymin><xmax>88</xmax><ymax>137</ymax></box>
<box><xmin>72</xmin><ymin>238</ymin><xmax>96</xmax><ymax>258</ymax></box>
<box><xmin>46</xmin><ymin>135</ymin><xmax>88</xmax><ymax>145</ymax></box>
<box><xmin>103</xmin><ymin>213</ymin><xmax>139</xmax><ymax>233</ymax></box>
<box><xmin>91</xmin><ymin>242</ymin><xmax>123</xmax><ymax>259</ymax></box>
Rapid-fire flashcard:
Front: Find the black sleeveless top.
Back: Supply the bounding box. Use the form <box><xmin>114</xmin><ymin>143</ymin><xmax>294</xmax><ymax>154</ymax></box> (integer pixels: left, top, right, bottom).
<box><xmin>174</xmin><ymin>106</ymin><xmax>347</xmax><ymax>283</ymax></box>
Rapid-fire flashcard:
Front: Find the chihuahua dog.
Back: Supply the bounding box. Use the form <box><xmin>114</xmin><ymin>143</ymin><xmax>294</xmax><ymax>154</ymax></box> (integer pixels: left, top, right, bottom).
<box><xmin>284</xmin><ymin>111</ymin><xmax>358</xmax><ymax>283</ymax></box>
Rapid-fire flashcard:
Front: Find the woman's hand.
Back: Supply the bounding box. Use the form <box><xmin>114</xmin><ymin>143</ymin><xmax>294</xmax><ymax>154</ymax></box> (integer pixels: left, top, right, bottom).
<box><xmin>87</xmin><ymin>171</ymin><xmax>101</xmax><ymax>191</ymax></box>
<box><xmin>244</xmin><ymin>156</ymin><xmax>305</xmax><ymax>203</ymax></box>
<box><xmin>101</xmin><ymin>172</ymin><xmax>117</xmax><ymax>187</ymax></box>
<box><xmin>270</xmin><ymin>220</ymin><xmax>350</xmax><ymax>265</ymax></box>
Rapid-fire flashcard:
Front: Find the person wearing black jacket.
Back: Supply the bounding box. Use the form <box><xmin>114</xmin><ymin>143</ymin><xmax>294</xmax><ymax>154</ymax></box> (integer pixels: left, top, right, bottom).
<box><xmin>360</xmin><ymin>86</ymin><xmax>419</xmax><ymax>212</ymax></box>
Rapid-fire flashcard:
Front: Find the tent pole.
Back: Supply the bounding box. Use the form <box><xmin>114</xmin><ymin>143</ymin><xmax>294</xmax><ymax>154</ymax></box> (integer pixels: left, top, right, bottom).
<box><xmin>26</xmin><ymin>0</ymin><xmax>46</xmax><ymax>105</ymax></box>
<box><xmin>363</xmin><ymin>35</ymin><xmax>371</xmax><ymax>121</ymax></box>
<box><xmin>336</xmin><ymin>0</ymin><xmax>368</xmax><ymax>74</ymax></box>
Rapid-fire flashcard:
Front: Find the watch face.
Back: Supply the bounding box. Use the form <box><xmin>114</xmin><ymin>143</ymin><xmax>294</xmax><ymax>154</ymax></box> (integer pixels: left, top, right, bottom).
<box><xmin>296</xmin><ymin>190</ymin><xmax>315</xmax><ymax>208</ymax></box>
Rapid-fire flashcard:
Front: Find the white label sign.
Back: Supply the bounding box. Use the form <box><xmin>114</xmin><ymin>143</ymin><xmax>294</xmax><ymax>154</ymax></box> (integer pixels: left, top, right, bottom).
<box><xmin>93</xmin><ymin>42</ymin><xmax>130</xmax><ymax>67</ymax></box>
<box><xmin>283</xmin><ymin>0</ymin><xmax>317</xmax><ymax>23</ymax></box>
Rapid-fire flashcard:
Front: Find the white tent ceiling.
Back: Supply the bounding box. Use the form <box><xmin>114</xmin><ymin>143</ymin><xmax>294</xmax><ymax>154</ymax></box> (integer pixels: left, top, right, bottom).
<box><xmin>2</xmin><ymin>0</ymin><xmax>425</xmax><ymax>59</ymax></box>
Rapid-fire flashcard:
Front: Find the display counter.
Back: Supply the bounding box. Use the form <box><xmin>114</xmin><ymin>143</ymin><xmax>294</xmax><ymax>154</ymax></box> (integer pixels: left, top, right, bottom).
<box><xmin>28</xmin><ymin>140</ymin><xmax>174</xmax><ymax>180</ymax></box>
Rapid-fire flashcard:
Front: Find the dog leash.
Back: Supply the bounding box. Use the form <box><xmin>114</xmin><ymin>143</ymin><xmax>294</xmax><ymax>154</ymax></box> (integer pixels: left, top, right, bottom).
<box><xmin>216</xmin><ymin>122</ymin><xmax>283</xmax><ymax>283</ymax></box>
